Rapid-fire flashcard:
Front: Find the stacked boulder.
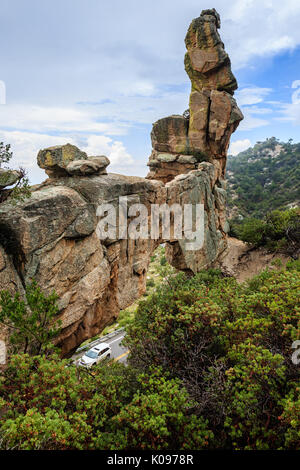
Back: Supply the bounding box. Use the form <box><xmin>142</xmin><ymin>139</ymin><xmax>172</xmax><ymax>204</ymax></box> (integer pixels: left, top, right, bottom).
<box><xmin>147</xmin><ymin>8</ymin><xmax>243</xmax><ymax>184</ymax></box>
<box><xmin>37</xmin><ymin>143</ymin><xmax>110</xmax><ymax>178</ymax></box>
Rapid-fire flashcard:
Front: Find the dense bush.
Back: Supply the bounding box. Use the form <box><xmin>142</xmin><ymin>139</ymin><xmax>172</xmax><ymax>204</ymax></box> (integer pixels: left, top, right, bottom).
<box><xmin>231</xmin><ymin>208</ymin><xmax>300</xmax><ymax>253</ymax></box>
<box><xmin>146</xmin><ymin>278</ymin><xmax>155</xmax><ymax>288</ymax></box>
<box><xmin>1</xmin><ymin>264</ymin><xmax>299</xmax><ymax>450</ymax></box>
<box><xmin>0</xmin><ymin>358</ymin><xmax>210</xmax><ymax>450</ymax></box>
<box><xmin>160</xmin><ymin>255</ymin><xmax>167</xmax><ymax>266</ymax></box>
<box><xmin>125</xmin><ymin>264</ymin><xmax>300</xmax><ymax>449</ymax></box>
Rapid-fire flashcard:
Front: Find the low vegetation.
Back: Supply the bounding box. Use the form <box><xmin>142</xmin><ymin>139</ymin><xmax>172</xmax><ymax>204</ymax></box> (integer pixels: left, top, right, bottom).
<box><xmin>0</xmin><ymin>263</ymin><xmax>299</xmax><ymax>450</ymax></box>
<box><xmin>230</xmin><ymin>208</ymin><xmax>300</xmax><ymax>254</ymax></box>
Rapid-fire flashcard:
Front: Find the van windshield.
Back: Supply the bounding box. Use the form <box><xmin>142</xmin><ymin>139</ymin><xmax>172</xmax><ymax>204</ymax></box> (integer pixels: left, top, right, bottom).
<box><xmin>85</xmin><ymin>350</ymin><xmax>98</xmax><ymax>359</ymax></box>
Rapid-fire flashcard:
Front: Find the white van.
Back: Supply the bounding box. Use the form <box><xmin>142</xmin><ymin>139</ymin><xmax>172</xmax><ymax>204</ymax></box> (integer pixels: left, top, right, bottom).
<box><xmin>77</xmin><ymin>342</ymin><xmax>111</xmax><ymax>368</ymax></box>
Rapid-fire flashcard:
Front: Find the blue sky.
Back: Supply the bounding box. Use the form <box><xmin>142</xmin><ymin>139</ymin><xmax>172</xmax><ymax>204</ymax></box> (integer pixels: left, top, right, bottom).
<box><xmin>0</xmin><ymin>0</ymin><xmax>300</xmax><ymax>183</ymax></box>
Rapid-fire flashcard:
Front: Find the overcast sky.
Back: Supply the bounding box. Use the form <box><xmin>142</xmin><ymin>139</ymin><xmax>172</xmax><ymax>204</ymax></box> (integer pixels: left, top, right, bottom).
<box><xmin>0</xmin><ymin>0</ymin><xmax>300</xmax><ymax>183</ymax></box>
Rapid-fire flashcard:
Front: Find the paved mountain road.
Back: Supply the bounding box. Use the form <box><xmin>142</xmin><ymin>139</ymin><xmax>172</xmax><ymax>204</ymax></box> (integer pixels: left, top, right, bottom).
<box><xmin>72</xmin><ymin>330</ymin><xmax>129</xmax><ymax>364</ymax></box>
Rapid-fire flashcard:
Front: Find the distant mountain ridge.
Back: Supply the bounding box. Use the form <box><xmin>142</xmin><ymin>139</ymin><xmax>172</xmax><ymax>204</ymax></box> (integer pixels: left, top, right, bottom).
<box><xmin>226</xmin><ymin>137</ymin><xmax>300</xmax><ymax>219</ymax></box>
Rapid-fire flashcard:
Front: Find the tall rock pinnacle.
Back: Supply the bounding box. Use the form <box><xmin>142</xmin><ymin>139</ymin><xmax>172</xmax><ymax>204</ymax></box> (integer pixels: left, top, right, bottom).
<box><xmin>184</xmin><ymin>8</ymin><xmax>237</xmax><ymax>94</ymax></box>
<box><xmin>147</xmin><ymin>8</ymin><xmax>243</xmax><ymax>184</ymax></box>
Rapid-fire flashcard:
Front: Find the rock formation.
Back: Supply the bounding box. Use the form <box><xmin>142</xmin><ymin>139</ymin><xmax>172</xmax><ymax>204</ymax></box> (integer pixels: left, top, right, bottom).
<box><xmin>37</xmin><ymin>143</ymin><xmax>110</xmax><ymax>177</ymax></box>
<box><xmin>147</xmin><ymin>8</ymin><xmax>243</xmax><ymax>184</ymax></box>
<box><xmin>0</xmin><ymin>9</ymin><xmax>242</xmax><ymax>357</ymax></box>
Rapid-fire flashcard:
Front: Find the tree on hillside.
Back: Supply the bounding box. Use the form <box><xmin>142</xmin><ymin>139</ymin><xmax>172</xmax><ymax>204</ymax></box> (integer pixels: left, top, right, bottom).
<box><xmin>231</xmin><ymin>208</ymin><xmax>300</xmax><ymax>255</ymax></box>
<box><xmin>0</xmin><ymin>142</ymin><xmax>31</xmax><ymax>204</ymax></box>
<box><xmin>0</xmin><ymin>280</ymin><xmax>61</xmax><ymax>356</ymax></box>
<box><xmin>226</xmin><ymin>138</ymin><xmax>300</xmax><ymax>219</ymax></box>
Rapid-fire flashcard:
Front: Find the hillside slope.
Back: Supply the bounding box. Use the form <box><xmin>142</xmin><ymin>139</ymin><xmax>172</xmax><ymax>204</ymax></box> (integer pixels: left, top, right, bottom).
<box><xmin>227</xmin><ymin>137</ymin><xmax>300</xmax><ymax>219</ymax></box>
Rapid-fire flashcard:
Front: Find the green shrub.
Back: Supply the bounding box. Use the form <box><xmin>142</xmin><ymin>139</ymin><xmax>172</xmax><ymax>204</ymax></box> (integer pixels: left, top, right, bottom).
<box><xmin>0</xmin><ymin>357</ymin><xmax>210</xmax><ymax>450</ymax></box>
<box><xmin>1</xmin><ymin>265</ymin><xmax>299</xmax><ymax>450</ymax></box>
<box><xmin>146</xmin><ymin>278</ymin><xmax>155</xmax><ymax>288</ymax></box>
<box><xmin>125</xmin><ymin>264</ymin><xmax>300</xmax><ymax>449</ymax></box>
<box><xmin>0</xmin><ymin>280</ymin><xmax>61</xmax><ymax>355</ymax></box>
<box><xmin>236</xmin><ymin>217</ymin><xmax>265</xmax><ymax>245</ymax></box>
<box><xmin>235</xmin><ymin>208</ymin><xmax>300</xmax><ymax>252</ymax></box>
<box><xmin>160</xmin><ymin>256</ymin><xmax>167</xmax><ymax>266</ymax></box>
<box><xmin>287</xmin><ymin>259</ymin><xmax>300</xmax><ymax>272</ymax></box>
<box><xmin>117</xmin><ymin>309</ymin><xmax>134</xmax><ymax>329</ymax></box>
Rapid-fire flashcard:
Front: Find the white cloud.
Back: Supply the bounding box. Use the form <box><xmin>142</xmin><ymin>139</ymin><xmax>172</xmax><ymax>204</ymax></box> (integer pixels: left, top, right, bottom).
<box><xmin>2</xmin><ymin>2</ymin><xmax>300</xmax><ymax>184</ymax></box>
<box><xmin>77</xmin><ymin>88</ymin><xmax>189</xmax><ymax>126</ymax></box>
<box><xmin>0</xmin><ymin>104</ymin><xmax>127</xmax><ymax>135</ymax></box>
<box><xmin>0</xmin><ymin>130</ymin><xmax>75</xmax><ymax>169</ymax></box>
<box><xmin>292</xmin><ymin>81</ymin><xmax>300</xmax><ymax>105</ymax></box>
<box><xmin>238</xmin><ymin>108</ymin><xmax>270</xmax><ymax>131</ymax></box>
<box><xmin>83</xmin><ymin>135</ymin><xmax>134</xmax><ymax>170</ymax></box>
<box><xmin>0</xmin><ymin>81</ymin><xmax>5</xmax><ymax>105</ymax></box>
<box><xmin>123</xmin><ymin>81</ymin><xmax>156</xmax><ymax>97</ymax></box>
<box><xmin>222</xmin><ymin>0</ymin><xmax>300</xmax><ymax>69</ymax></box>
<box><xmin>236</xmin><ymin>80</ymin><xmax>300</xmax><ymax>129</ymax></box>
<box><xmin>234</xmin><ymin>87</ymin><xmax>273</xmax><ymax>130</ymax></box>
<box><xmin>236</xmin><ymin>87</ymin><xmax>272</xmax><ymax>106</ymax></box>
<box><xmin>229</xmin><ymin>139</ymin><xmax>251</xmax><ymax>156</ymax></box>
<box><xmin>278</xmin><ymin>105</ymin><xmax>300</xmax><ymax>123</ymax></box>
<box><xmin>0</xmin><ymin>103</ymin><xmax>137</xmax><ymax>183</ymax></box>
<box><xmin>269</xmin><ymin>79</ymin><xmax>300</xmax><ymax>125</ymax></box>
<box><xmin>1</xmin><ymin>1</ymin><xmax>300</xmax><ymax>117</ymax></box>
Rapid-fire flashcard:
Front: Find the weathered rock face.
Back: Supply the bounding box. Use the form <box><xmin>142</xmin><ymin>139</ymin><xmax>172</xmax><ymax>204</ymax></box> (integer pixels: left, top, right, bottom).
<box><xmin>0</xmin><ymin>9</ymin><xmax>242</xmax><ymax>357</ymax></box>
<box><xmin>0</xmin><ymin>245</ymin><xmax>26</xmax><ymax>359</ymax></box>
<box><xmin>147</xmin><ymin>152</ymin><xmax>198</xmax><ymax>183</ymax></box>
<box><xmin>0</xmin><ymin>162</ymin><xmax>224</xmax><ymax>355</ymax></box>
<box><xmin>37</xmin><ymin>144</ymin><xmax>111</xmax><ymax>178</ymax></box>
<box><xmin>151</xmin><ymin>115</ymin><xmax>189</xmax><ymax>154</ymax></box>
<box><xmin>66</xmin><ymin>156</ymin><xmax>110</xmax><ymax>176</ymax></box>
<box><xmin>208</xmin><ymin>91</ymin><xmax>243</xmax><ymax>157</ymax></box>
<box><xmin>184</xmin><ymin>8</ymin><xmax>237</xmax><ymax>94</ymax></box>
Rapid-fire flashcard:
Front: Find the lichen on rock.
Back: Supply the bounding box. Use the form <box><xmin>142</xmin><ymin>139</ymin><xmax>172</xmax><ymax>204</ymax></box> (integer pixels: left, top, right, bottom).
<box><xmin>37</xmin><ymin>143</ymin><xmax>88</xmax><ymax>177</ymax></box>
